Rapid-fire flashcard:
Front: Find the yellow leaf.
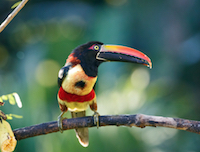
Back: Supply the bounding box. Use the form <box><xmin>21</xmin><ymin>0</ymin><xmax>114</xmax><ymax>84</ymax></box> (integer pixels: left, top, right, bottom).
<box><xmin>0</xmin><ymin>93</ymin><xmax>22</xmax><ymax>108</ymax></box>
<box><xmin>11</xmin><ymin>1</ymin><xmax>22</xmax><ymax>9</ymax></box>
<box><xmin>1</xmin><ymin>95</ymin><xmax>8</xmax><ymax>100</ymax></box>
<box><xmin>5</xmin><ymin>115</ymin><xmax>13</xmax><ymax>120</ymax></box>
<box><xmin>8</xmin><ymin>95</ymin><xmax>16</xmax><ymax>105</ymax></box>
<box><xmin>10</xmin><ymin>114</ymin><xmax>23</xmax><ymax>119</ymax></box>
<box><xmin>6</xmin><ymin>114</ymin><xmax>23</xmax><ymax>120</ymax></box>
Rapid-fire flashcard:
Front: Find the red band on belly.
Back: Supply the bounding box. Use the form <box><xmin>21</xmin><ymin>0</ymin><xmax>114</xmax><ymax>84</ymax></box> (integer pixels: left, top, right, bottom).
<box><xmin>58</xmin><ymin>87</ymin><xmax>95</xmax><ymax>102</ymax></box>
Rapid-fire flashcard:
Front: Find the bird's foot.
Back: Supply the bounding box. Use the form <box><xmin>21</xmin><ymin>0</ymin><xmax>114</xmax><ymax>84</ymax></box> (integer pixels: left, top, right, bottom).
<box><xmin>58</xmin><ymin>111</ymin><xmax>66</xmax><ymax>133</ymax></box>
<box><xmin>93</xmin><ymin>112</ymin><xmax>100</xmax><ymax>128</ymax></box>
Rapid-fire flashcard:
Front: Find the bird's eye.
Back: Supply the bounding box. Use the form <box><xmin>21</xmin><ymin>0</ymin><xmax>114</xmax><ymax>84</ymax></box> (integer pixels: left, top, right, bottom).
<box><xmin>93</xmin><ymin>45</ymin><xmax>100</xmax><ymax>51</ymax></box>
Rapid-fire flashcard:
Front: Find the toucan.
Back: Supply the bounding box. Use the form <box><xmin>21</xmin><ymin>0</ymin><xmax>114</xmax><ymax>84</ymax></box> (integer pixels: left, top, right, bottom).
<box><xmin>57</xmin><ymin>41</ymin><xmax>152</xmax><ymax>147</ymax></box>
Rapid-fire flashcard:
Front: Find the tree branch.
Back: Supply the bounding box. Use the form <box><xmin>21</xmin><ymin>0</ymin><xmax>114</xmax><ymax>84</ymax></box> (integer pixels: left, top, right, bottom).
<box><xmin>13</xmin><ymin>114</ymin><xmax>200</xmax><ymax>140</ymax></box>
<box><xmin>0</xmin><ymin>0</ymin><xmax>28</xmax><ymax>33</ymax></box>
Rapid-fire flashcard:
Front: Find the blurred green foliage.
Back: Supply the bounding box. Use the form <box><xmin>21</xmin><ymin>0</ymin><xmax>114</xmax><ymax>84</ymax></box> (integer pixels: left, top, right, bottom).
<box><xmin>1</xmin><ymin>0</ymin><xmax>200</xmax><ymax>151</ymax></box>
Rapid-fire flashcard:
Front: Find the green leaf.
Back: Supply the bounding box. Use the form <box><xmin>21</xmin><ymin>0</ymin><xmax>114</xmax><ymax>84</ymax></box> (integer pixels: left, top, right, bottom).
<box><xmin>11</xmin><ymin>1</ymin><xmax>22</xmax><ymax>9</ymax></box>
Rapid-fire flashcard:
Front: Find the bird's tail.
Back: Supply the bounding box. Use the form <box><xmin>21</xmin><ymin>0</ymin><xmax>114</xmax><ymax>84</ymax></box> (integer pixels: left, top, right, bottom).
<box><xmin>71</xmin><ymin>111</ymin><xmax>89</xmax><ymax>147</ymax></box>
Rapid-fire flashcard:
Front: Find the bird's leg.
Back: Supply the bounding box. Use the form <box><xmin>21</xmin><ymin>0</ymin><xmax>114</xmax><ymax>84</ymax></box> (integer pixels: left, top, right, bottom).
<box><xmin>58</xmin><ymin>111</ymin><xmax>66</xmax><ymax>133</ymax></box>
<box><xmin>93</xmin><ymin>111</ymin><xmax>100</xmax><ymax>128</ymax></box>
<box><xmin>90</xmin><ymin>102</ymin><xmax>100</xmax><ymax>128</ymax></box>
<box><xmin>58</xmin><ymin>104</ymin><xmax>68</xmax><ymax>133</ymax></box>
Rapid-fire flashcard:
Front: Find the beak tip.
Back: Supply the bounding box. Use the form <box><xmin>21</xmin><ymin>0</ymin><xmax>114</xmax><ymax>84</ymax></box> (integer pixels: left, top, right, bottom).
<box><xmin>149</xmin><ymin>62</ymin><xmax>152</xmax><ymax>69</ymax></box>
<box><xmin>145</xmin><ymin>61</ymin><xmax>152</xmax><ymax>69</ymax></box>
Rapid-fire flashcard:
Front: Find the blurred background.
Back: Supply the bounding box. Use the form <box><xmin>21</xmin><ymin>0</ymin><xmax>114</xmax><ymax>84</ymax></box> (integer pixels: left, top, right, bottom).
<box><xmin>1</xmin><ymin>0</ymin><xmax>200</xmax><ymax>151</ymax></box>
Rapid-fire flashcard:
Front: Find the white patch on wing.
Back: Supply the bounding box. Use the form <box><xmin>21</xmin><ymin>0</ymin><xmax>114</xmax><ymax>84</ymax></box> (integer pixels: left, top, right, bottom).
<box><xmin>58</xmin><ymin>68</ymin><xmax>64</xmax><ymax>79</ymax></box>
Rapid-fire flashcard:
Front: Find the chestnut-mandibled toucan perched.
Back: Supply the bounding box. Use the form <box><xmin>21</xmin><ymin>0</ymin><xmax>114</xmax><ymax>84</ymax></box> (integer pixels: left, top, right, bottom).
<box><xmin>57</xmin><ymin>41</ymin><xmax>152</xmax><ymax>147</ymax></box>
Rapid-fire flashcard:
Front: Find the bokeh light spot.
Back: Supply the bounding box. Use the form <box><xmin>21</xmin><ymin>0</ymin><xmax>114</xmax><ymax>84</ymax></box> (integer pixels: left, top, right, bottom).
<box><xmin>35</xmin><ymin>60</ymin><xmax>60</xmax><ymax>87</ymax></box>
<box><xmin>131</xmin><ymin>68</ymin><xmax>150</xmax><ymax>91</ymax></box>
<box><xmin>16</xmin><ymin>51</ymin><xmax>25</xmax><ymax>59</ymax></box>
<box><xmin>141</xmin><ymin>127</ymin><xmax>178</xmax><ymax>146</ymax></box>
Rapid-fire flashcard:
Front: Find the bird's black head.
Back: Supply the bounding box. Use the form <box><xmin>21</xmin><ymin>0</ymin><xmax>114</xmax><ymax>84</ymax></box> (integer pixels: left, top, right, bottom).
<box><xmin>70</xmin><ymin>41</ymin><xmax>105</xmax><ymax>77</ymax></box>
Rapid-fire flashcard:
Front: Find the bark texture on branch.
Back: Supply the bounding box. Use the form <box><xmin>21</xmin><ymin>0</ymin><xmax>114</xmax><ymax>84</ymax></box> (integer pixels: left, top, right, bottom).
<box><xmin>13</xmin><ymin>114</ymin><xmax>200</xmax><ymax>141</ymax></box>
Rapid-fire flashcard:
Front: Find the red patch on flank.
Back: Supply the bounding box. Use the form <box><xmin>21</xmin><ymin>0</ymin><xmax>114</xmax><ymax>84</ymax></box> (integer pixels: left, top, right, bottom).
<box><xmin>66</xmin><ymin>53</ymin><xmax>81</xmax><ymax>65</ymax></box>
<box><xmin>58</xmin><ymin>87</ymin><xmax>95</xmax><ymax>103</ymax></box>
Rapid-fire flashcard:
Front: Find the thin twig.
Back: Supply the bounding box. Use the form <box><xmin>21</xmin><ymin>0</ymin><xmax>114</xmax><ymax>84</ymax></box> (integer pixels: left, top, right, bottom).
<box><xmin>13</xmin><ymin>114</ymin><xmax>200</xmax><ymax>141</ymax></box>
<box><xmin>0</xmin><ymin>0</ymin><xmax>28</xmax><ymax>33</ymax></box>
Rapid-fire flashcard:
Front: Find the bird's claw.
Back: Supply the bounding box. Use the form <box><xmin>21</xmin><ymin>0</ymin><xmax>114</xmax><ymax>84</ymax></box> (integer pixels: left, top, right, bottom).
<box><xmin>58</xmin><ymin>112</ymin><xmax>65</xmax><ymax>133</ymax></box>
<box><xmin>93</xmin><ymin>112</ymin><xmax>100</xmax><ymax>128</ymax></box>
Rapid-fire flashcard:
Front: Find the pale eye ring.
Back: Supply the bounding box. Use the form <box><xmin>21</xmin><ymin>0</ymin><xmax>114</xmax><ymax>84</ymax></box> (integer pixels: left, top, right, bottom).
<box><xmin>93</xmin><ymin>45</ymin><xmax>99</xmax><ymax>51</ymax></box>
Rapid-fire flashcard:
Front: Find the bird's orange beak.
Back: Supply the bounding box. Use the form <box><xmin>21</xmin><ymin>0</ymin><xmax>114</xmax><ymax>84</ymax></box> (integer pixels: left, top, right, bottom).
<box><xmin>96</xmin><ymin>44</ymin><xmax>152</xmax><ymax>69</ymax></box>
